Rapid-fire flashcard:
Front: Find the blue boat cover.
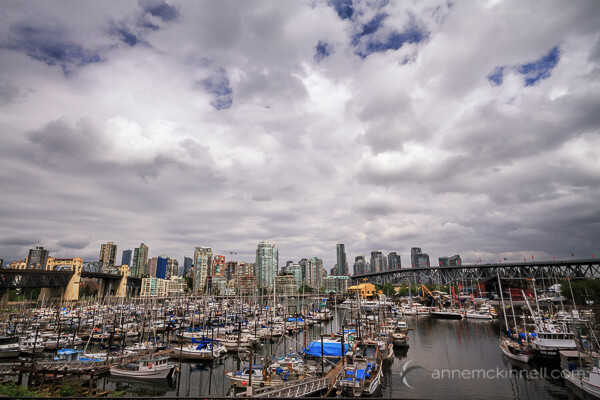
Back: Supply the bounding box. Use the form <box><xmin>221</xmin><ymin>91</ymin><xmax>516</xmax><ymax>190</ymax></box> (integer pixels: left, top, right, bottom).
<box><xmin>303</xmin><ymin>341</ymin><xmax>350</xmax><ymax>357</ymax></box>
<box><xmin>287</xmin><ymin>317</ymin><xmax>304</xmax><ymax>322</ymax></box>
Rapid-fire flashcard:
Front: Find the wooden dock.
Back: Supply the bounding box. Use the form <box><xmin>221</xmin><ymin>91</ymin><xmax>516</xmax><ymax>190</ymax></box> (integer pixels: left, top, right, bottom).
<box><xmin>241</xmin><ymin>360</ymin><xmax>345</xmax><ymax>398</ymax></box>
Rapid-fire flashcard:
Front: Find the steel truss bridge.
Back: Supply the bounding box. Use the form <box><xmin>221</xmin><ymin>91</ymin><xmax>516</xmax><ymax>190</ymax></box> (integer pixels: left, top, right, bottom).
<box><xmin>0</xmin><ymin>265</ymin><xmax>141</xmax><ymax>295</ymax></box>
<box><xmin>350</xmin><ymin>258</ymin><xmax>600</xmax><ymax>286</ymax></box>
<box><xmin>0</xmin><ymin>269</ymin><xmax>73</xmax><ymax>290</ymax></box>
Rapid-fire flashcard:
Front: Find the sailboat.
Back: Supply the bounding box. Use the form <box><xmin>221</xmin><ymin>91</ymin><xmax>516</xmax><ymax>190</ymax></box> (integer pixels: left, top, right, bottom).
<box><xmin>497</xmin><ymin>275</ymin><xmax>531</xmax><ymax>363</ymax></box>
<box><xmin>522</xmin><ymin>288</ymin><xmax>576</xmax><ymax>363</ymax></box>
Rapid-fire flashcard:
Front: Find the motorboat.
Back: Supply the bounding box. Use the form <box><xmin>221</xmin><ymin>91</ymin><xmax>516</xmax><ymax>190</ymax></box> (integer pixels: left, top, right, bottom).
<box><xmin>336</xmin><ymin>342</ymin><xmax>383</xmax><ymax>397</ymax></box>
<box><xmin>110</xmin><ymin>356</ymin><xmax>175</xmax><ymax>379</ymax></box>
<box><xmin>172</xmin><ymin>340</ymin><xmax>226</xmax><ymax>360</ymax></box>
<box><xmin>465</xmin><ymin>308</ymin><xmax>493</xmax><ymax>320</ymax></box>
<box><xmin>0</xmin><ymin>336</ymin><xmax>21</xmax><ymax>358</ymax></box>
<box><xmin>19</xmin><ymin>335</ymin><xmax>45</xmax><ymax>355</ymax></box>
<box><xmin>44</xmin><ymin>334</ymin><xmax>83</xmax><ymax>350</ymax></box>
<box><xmin>218</xmin><ymin>334</ymin><xmax>253</xmax><ymax>351</ymax></box>
<box><xmin>430</xmin><ymin>308</ymin><xmax>464</xmax><ymax>320</ymax></box>
<box><xmin>225</xmin><ymin>365</ymin><xmax>267</xmax><ymax>388</ymax></box>
<box><xmin>560</xmin><ymin>350</ymin><xmax>600</xmax><ymax>398</ymax></box>
<box><xmin>225</xmin><ymin>364</ymin><xmax>308</xmax><ymax>389</ymax></box>
<box><xmin>528</xmin><ymin>324</ymin><xmax>577</xmax><ymax>362</ymax></box>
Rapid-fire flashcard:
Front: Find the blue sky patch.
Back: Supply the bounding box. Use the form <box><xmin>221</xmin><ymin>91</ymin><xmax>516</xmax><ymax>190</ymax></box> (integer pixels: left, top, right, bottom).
<box><xmin>488</xmin><ymin>46</ymin><xmax>560</xmax><ymax>87</ymax></box>
<box><xmin>488</xmin><ymin>66</ymin><xmax>504</xmax><ymax>86</ymax></box>
<box><xmin>111</xmin><ymin>25</ymin><xmax>139</xmax><ymax>46</ymax></box>
<box><xmin>201</xmin><ymin>69</ymin><xmax>232</xmax><ymax>110</ymax></box>
<box><xmin>314</xmin><ymin>41</ymin><xmax>332</xmax><ymax>61</ymax></box>
<box><xmin>5</xmin><ymin>24</ymin><xmax>103</xmax><ymax>74</ymax></box>
<box><xmin>360</xmin><ymin>13</ymin><xmax>387</xmax><ymax>37</ymax></box>
<box><xmin>517</xmin><ymin>46</ymin><xmax>560</xmax><ymax>86</ymax></box>
<box><xmin>329</xmin><ymin>0</ymin><xmax>354</xmax><ymax>20</ymax></box>
<box><xmin>355</xmin><ymin>17</ymin><xmax>429</xmax><ymax>58</ymax></box>
<box><xmin>139</xmin><ymin>0</ymin><xmax>179</xmax><ymax>22</ymax></box>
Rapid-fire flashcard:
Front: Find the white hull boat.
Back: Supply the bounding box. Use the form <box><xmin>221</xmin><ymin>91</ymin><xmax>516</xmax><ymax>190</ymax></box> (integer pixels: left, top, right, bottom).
<box><xmin>110</xmin><ymin>356</ymin><xmax>175</xmax><ymax>379</ymax></box>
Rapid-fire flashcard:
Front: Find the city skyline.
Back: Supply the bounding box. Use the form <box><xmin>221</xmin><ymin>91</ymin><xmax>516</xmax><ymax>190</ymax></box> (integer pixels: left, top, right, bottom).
<box><xmin>0</xmin><ymin>1</ymin><xmax>598</xmax><ymax>269</ymax></box>
<box><xmin>4</xmin><ymin>239</ymin><xmax>594</xmax><ymax>273</ymax></box>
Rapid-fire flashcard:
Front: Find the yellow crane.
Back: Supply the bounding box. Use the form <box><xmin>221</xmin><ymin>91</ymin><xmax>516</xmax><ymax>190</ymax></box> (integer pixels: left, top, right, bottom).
<box><xmin>420</xmin><ymin>284</ymin><xmax>435</xmax><ymax>297</ymax></box>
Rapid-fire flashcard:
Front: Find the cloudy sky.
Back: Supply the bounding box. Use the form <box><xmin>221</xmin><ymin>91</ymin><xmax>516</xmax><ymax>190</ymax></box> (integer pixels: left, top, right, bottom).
<box><xmin>0</xmin><ymin>0</ymin><xmax>599</xmax><ymax>269</ymax></box>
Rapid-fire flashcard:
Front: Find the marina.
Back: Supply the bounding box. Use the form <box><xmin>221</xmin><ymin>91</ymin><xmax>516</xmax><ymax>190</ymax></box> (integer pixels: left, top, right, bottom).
<box><xmin>0</xmin><ymin>291</ymin><xmax>594</xmax><ymax>399</ymax></box>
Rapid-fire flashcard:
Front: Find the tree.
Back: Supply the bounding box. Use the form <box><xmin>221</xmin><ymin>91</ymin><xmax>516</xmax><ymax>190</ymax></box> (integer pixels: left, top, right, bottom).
<box><xmin>382</xmin><ymin>282</ymin><xmax>396</xmax><ymax>296</ymax></box>
<box><xmin>299</xmin><ymin>285</ymin><xmax>314</xmax><ymax>294</ymax></box>
<box><xmin>561</xmin><ymin>279</ymin><xmax>600</xmax><ymax>304</ymax></box>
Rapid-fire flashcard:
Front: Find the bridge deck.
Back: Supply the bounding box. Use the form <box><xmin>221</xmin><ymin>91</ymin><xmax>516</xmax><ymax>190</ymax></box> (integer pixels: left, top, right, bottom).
<box><xmin>351</xmin><ymin>258</ymin><xmax>600</xmax><ymax>285</ymax></box>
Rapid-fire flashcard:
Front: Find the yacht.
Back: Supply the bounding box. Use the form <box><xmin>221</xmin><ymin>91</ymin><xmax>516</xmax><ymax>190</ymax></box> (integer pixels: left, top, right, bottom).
<box><xmin>19</xmin><ymin>335</ymin><xmax>45</xmax><ymax>355</ymax></box>
<box><xmin>336</xmin><ymin>342</ymin><xmax>383</xmax><ymax>397</ymax></box>
<box><xmin>528</xmin><ymin>327</ymin><xmax>577</xmax><ymax>362</ymax></box>
<box><xmin>560</xmin><ymin>350</ymin><xmax>600</xmax><ymax>398</ymax></box>
<box><xmin>0</xmin><ymin>337</ymin><xmax>21</xmax><ymax>358</ymax></box>
<box><xmin>430</xmin><ymin>308</ymin><xmax>464</xmax><ymax>320</ymax></box>
<box><xmin>172</xmin><ymin>340</ymin><xmax>227</xmax><ymax>360</ymax></box>
<box><xmin>110</xmin><ymin>356</ymin><xmax>175</xmax><ymax>379</ymax></box>
<box><xmin>465</xmin><ymin>307</ymin><xmax>493</xmax><ymax>320</ymax></box>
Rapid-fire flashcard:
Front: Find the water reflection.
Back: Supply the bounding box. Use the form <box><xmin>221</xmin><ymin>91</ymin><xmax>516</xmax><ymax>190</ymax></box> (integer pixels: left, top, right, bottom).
<box><xmin>94</xmin><ymin>310</ymin><xmax>578</xmax><ymax>399</ymax></box>
<box><xmin>106</xmin><ymin>376</ymin><xmax>175</xmax><ymax>396</ymax></box>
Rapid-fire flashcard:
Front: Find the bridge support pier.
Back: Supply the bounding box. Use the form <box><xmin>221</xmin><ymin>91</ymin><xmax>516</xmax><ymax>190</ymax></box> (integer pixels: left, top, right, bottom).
<box><xmin>97</xmin><ymin>280</ymin><xmax>106</xmax><ymax>300</ymax></box>
<box><xmin>62</xmin><ymin>265</ymin><xmax>82</xmax><ymax>301</ymax></box>
<box><xmin>38</xmin><ymin>287</ymin><xmax>58</xmax><ymax>304</ymax></box>
<box><xmin>115</xmin><ymin>265</ymin><xmax>129</xmax><ymax>298</ymax></box>
<box><xmin>0</xmin><ymin>290</ymin><xmax>8</xmax><ymax>310</ymax></box>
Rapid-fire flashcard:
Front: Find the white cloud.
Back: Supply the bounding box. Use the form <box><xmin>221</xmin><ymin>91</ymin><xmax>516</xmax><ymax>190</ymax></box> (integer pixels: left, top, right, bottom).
<box><xmin>0</xmin><ymin>0</ymin><xmax>598</xmax><ymax>267</ymax></box>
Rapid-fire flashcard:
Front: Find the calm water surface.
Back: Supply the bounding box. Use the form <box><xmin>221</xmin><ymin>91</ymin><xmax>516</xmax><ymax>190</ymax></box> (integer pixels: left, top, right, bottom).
<box><xmin>95</xmin><ymin>311</ymin><xmax>580</xmax><ymax>399</ymax></box>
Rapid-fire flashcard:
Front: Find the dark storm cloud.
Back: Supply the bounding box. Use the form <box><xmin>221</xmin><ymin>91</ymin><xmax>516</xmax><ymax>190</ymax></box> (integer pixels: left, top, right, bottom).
<box><xmin>252</xmin><ymin>193</ymin><xmax>273</xmax><ymax>202</ymax></box>
<box><xmin>57</xmin><ymin>236</ymin><xmax>91</xmax><ymax>249</ymax></box>
<box><xmin>0</xmin><ymin>236</ymin><xmax>41</xmax><ymax>247</ymax></box>
<box><xmin>0</xmin><ymin>81</ymin><xmax>26</xmax><ymax>105</ymax></box>
<box><xmin>25</xmin><ymin>118</ymin><xmax>104</xmax><ymax>158</ymax></box>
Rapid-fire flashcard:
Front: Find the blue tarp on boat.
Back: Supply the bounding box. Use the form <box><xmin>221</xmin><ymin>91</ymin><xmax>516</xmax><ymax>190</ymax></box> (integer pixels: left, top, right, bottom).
<box><xmin>287</xmin><ymin>317</ymin><xmax>304</xmax><ymax>322</ymax></box>
<box><xmin>303</xmin><ymin>341</ymin><xmax>350</xmax><ymax>357</ymax></box>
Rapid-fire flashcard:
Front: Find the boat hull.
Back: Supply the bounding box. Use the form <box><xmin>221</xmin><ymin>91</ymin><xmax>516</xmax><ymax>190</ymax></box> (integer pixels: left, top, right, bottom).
<box><xmin>110</xmin><ymin>365</ymin><xmax>174</xmax><ymax>379</ymax></box>
<box><xmin>499</xmin><ymin>340</ymin><xmax>530</xmax><ymax>363</ymax></box>
<box><xmin>0</xmin><ymin>349</ymin><xmax>21</xmax><ymax>358</ymax></box>
<box><xmin>563</xmin><ymin>371</ymin><xmax>600</xmax><ymax>399</ymax></box>
<box><xmin>430</xmin><ymin>311</ymin><xmax>463</xmax><ymax>320</ymax></box>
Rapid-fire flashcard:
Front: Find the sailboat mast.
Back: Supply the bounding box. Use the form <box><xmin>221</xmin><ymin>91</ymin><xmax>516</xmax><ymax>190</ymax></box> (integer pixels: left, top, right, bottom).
<box><xmin>496</xmin><ymin>274</ymin><xmax>509</xmax><ymax>331</ymax></box>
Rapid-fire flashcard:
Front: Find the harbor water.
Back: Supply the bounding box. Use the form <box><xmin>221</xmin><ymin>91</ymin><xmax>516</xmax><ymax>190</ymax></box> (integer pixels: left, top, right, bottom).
<box><xmin>92</xmin><ymin>309</ymin><xmax>574</xmax><ymax>399</ymax></box>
